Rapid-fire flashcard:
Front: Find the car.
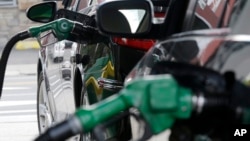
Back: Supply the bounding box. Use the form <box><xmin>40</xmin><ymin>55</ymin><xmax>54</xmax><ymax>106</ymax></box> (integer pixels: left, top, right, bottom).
<box><xmin>51</xmin><ymin>41</ymin><xmax>64</xmax><ymax>62</ymax></box>
<box><xmin>26</xmin><ymin>0</ymin><xmax>236</xmax><ymax>140</ymax></box>
<box><xmin>61</xmin><ymin>60</ymin><xmax>71</xmax><ymax>80</ymax></box>
<box><xmin>27</xmin><ymin>1</ymin><xmax>132</xmax><ymax>141</ymax></box>
<box><xmin>96</xmin><ymin>0</ymin><xmax>237</xmax><ymax>140</ymax></box>
<box><xmin>97</xmin><ymin>1</ymin><xmax>246</xmax><ymax>141</ymax></box>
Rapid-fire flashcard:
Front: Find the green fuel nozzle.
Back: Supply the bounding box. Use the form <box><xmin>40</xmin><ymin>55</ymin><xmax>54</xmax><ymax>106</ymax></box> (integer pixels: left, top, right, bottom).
<box><xmin>28</xmin><ymin>18</ymin><xmax>100</xmax><ymax>44</ymax></box>
<box><xmin>35</xmin><ymin>75</ymin><xmax>193</xmax><ymax>141</ymax></box>
<box><xmin>29</xmin><ymin>18</ymin><xmax>76</xmax><ymax>40</ymax></box>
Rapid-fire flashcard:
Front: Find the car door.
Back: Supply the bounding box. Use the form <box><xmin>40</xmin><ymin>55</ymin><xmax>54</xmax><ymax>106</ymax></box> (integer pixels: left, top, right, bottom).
<box><xmin>38</xmin><ymin>0</ymin><xmax>86</xmax><ymax>126</ymax></box>
<box><xmin>73</xmin><ymin>0</ymin><xmax>117</xmax><ymax>105</ymax></box>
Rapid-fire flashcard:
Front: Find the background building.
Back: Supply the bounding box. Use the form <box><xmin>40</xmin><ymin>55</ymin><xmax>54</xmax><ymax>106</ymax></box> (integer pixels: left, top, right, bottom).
<box><xmin>0</xmin><ymin>0</ymin><xmax>62</xmax><ymax>50</ymax></box>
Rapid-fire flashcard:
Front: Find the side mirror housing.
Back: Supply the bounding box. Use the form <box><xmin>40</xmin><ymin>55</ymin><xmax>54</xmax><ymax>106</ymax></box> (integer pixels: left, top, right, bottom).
<box><xmin>96</xmin><ymin>0</ymin><xmax>153</xmax><ymax>37</ymax></box>
<box><xmin>26</xmin><ymin>1</ymin><xmax>57</xmax><ymax>23</ymax></box>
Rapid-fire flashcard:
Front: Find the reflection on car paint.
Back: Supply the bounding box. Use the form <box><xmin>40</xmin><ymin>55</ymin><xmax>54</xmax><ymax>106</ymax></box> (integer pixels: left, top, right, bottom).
<box><xmin>40</xmin><ymin>39</ymin><xmax>77</xmax><ymax>123</ymax></box>
<box><xmin>85</xmin><ymin>59</ymin><xmax>114</xmax><ymax>101</ymax></box>
<box><xmin>80</xmin><ymin>42</ymin><xmax>115</xmax><ymax>104</ymax></box>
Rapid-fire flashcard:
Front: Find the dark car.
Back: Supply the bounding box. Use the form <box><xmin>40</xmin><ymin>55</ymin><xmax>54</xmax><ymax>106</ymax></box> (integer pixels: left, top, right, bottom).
<box><xmin>98</xmin><ymin>1</ymin><xmax>248</xmax><ymax>141</ymax></box>
<box><xmin>26</xmin><ymin>0</ymin><xmax>236</xmax><ymax>140</ymax></box>
<box><xmin>61</xmin><ymin>60</ymin><xmax>71</xmax><ymax>80</ymax></box>
<box><xmin>95</xmin><ymin>0</ymin><xmax>236</xmax><ymax>140</ymax></box>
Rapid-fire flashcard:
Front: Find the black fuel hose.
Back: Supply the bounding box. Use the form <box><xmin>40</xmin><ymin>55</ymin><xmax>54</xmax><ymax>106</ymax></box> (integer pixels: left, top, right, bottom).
<box><xmin>34</xmin><ymin>116</ymin><xmax>82</xmax><ymax>141</ymax></box>
<box><xmin>0</xmin><ymin>30</ymin><xmax>31</xmax><ymax>98</ymax></box>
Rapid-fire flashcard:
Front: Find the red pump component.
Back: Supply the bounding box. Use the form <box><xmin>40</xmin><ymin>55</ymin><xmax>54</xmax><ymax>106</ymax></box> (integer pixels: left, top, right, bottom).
<box><xmin>112</xmin><ymin>37</ymin><xmax>156</xmax><ymax>51</ymax></box>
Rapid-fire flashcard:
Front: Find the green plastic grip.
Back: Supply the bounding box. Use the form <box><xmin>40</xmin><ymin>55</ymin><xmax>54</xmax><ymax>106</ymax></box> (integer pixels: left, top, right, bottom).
<box><xmin>75</xmin><ymin>94</ymin><xmax>130</xmax><ymax>132</ymax></box>
<box><xmin>29</xmin><ymin>18</ymin><xmax>74</xmax><ymax>41</ymax></box>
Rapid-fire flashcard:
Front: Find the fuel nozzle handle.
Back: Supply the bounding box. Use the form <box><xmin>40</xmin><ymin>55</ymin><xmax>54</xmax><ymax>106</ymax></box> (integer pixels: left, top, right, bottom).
<box><xmin>76</xmin><ymin>75</ymin><xmax>193</xmax><ymax>134</ymax></box>
<box><xmin>35</xmin><ymin>75</ymin><xmax>193</xmax><ymax>141</ymax></box>
<box><xmin>29</xmin><ymin>18</ymin><xmax>76</xmax><ymax>40</ymax></box>
<box><xmin>28</xmin><ymin>18</ymin><xmax>100</xmax><ymax>44</ymax></box>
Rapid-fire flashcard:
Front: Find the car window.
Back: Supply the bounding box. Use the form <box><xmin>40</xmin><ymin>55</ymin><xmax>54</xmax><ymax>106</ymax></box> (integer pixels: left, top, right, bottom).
<box><xmin>77</xmin><ymin>0</ymin><xmax>90</xmax><ymax>10</ymax></box>
<box><xmin>90</xmin><ymin>0</ymin><xmax>106</xmax><ymax>5</ymax></box>
<box><xmin>62</xmin><ymin>0</ymin><xmax>74</xmax><ymax>10</ymax></box>
<box><xmin>76</xmin><ymin>0</ymin><xmax>105</xmax><ymax>10</ymax></box>
<box><xmin>189</xmin><ymin>0</ymin><xmax>236</xmax><ymax>30</ymax></box>
<box><xmin>67</xmin><ymin>0</ymin><xmax>80</xmax><ymax>11</ymax></box>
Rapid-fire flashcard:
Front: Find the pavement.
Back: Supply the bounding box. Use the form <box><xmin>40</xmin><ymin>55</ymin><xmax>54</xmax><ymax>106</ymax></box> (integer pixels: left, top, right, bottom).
<box><xmin>0</xmin><ymin>39</ymin><xmax>40</xmax><ymax>51</ymax></box>
<box><xmin>5</xmin><ymin>64</ymin><xmax>37</xmax><ymax>76</ymax></box>
<box><xmin>0</xmin><ymin>122</ymin><xmax>38</xmax><ymax>141</ymax></box>
<box><xmin>15</xmin><ymin>41</ymin><xmax>40</xmax><ymax>50</ymax></box>
<box><xmin>0</xmin><ymin>39</ymin><xmax>39</xmax><ymax>76</ymax></box>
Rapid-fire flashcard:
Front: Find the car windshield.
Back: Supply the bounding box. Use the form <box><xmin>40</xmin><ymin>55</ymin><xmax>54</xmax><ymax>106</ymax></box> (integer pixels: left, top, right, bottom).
<box><xmin>125</xmin><ymin>29</ymin><xmax>250</xmax><ymax>85</ymax></box>
<box><xmin>125</xmin><ymin>0</ymin><xmax>250</xmax><ymax>83</ymax></box>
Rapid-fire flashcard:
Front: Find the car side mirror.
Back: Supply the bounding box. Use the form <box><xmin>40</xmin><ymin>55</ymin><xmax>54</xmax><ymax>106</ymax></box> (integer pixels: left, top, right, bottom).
<box><xmin>96</xmin><ymin>0</ymin><xmax>153</xmax><ymax>37</ymax></box>
<box><xmin>26</xmin><ymin>1</ymin><xmax>57</xmax><ymax>23</ymax></box>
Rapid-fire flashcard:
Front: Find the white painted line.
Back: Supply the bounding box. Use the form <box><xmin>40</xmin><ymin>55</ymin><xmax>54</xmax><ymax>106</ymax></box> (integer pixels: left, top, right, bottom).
<box><xmin>5</xmin><ymin>71</ymin><xmax>20</xmax><ymax>76</ymax></box>
<box><xmin>4</xmin><ymin>75</ymin><xmax>36</xmax><ymax>80</ymax></box>
<box><xmin>3</xmin><ymin>87</ymin><xmax>32</xmax><ymax>90</ymax></box>
<box><xmin>0</xmin><ymin>109</ymin><xmax>36</xmax><ymax>114</ymax></box>
<box><xmin>0</xmin><ymin>114</ymin><xmax>37</xmax><ymax>123</ymax></box>
<box><xmin>54</xmin><ymin>87</ymin><xmax>63</xmax><ymax>98</ymax></box>
<box><xmin>3</xmin><ymin>93</ymin><xmax>35</xmax><ymax>97</ymax></box>
<box><xmin>50</xmin><ymin>79</ymin><xmax>60</xmax><ymax>87</ymax></box>
<box><xmin>49</xmin><ymin>75</ymin><xmax>57</xmax><ymax>80</ymax></box>
<box><xmin>3</xmin><ymin>81</ymin><xmax>36</xmax><ymax>86</ymax></box>
<box><xmin>0</xmin><ymin>100</ymin><xmax>36</xmax><ymax>107</ymax></box>
<box><xmin>53</xmin><ymin>82</ymin><xmax>73</xmax><ymax>98</ymax></box>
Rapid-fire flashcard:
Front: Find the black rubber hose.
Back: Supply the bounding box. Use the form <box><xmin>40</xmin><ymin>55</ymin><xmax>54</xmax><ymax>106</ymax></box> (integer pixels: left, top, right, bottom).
<box><xmin>34</xmin><ymin>116</ymin><xmax>82</xmax><ymax>141</ymax></box>
<box><xmin>0</xmin><ymin>30</ymin><xmax>31</xmax><ymax>98</ymax></box>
